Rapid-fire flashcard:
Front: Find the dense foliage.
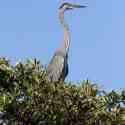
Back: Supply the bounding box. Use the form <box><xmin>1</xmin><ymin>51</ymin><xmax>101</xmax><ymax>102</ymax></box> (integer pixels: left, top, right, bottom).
<box><xmin>0</xmin><ymin>58</ymin><xmax>125</xmax><ymax>125</ymax></box>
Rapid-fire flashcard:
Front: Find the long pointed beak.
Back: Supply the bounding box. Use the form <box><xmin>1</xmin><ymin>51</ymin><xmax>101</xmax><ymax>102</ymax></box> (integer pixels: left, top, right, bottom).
<box><xmin>71</xmin><ymin>4</ymin><xmax>87</xmax><ymax>8</ymax></box>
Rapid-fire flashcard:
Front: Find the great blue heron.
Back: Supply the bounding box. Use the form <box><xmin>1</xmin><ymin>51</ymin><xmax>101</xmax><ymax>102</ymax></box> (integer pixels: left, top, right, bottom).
<box><xmin>46</xmin><ymin>2</ymin><xmax>86</xmax><ymax>82</ymax></box>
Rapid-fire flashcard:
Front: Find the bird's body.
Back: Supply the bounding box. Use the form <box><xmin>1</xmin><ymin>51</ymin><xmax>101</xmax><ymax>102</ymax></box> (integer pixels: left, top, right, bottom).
<box><xmin>46</xmin><ymin>51</ymin><xmax>68</xmax><ymax>82</ymax></box>
<box><xmin>46</xmin><ymin>2</ymin><xmax>86</xmax><ymax>82</ymax></box>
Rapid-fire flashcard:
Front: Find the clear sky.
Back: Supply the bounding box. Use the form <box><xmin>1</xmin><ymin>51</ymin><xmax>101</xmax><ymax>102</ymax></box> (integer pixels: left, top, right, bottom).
<box><xmin>0</xmin><ymin>0</ymin><xmax>124</xmax><ymax>90</ymax></box>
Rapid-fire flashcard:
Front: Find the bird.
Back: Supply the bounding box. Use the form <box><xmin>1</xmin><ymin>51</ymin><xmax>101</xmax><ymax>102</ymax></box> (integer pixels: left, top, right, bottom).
<box><xmin>46</xmin><ymin>2</ymin><xmax>86</xmax><ymax>82</ymax></box>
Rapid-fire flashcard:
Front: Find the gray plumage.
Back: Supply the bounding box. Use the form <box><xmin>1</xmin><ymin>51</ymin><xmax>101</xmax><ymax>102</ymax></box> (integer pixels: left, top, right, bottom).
<box><xmin>46</xmin><ymin>51</ymin><xmax>68</xmax><ymax>82</ymax></box>
<box><xmin>46</xmin><ymin>2</ymin><xmax>86</xmax><ymax>82</ymax></box>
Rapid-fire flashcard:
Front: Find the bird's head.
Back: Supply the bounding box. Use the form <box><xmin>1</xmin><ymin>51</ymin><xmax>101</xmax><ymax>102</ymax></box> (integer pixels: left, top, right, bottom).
<box><xmin>59</xmin><ymin>2</ymin><xmax>86</xmax><ymax>11</ymax></box>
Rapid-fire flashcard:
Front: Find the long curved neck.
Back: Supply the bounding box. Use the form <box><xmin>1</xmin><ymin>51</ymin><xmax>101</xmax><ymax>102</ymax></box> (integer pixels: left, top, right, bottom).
<box><xmin>58</xmin><ymin>9</ymin><xmax>70</xmax><ymax>55</ymax></box>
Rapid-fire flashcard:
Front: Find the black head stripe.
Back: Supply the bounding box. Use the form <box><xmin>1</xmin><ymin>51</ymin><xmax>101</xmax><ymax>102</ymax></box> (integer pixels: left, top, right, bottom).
<box><xmin>59</xmin><ymin>2</ymin><xmax>70</xmax><ymax>9</ymax></box>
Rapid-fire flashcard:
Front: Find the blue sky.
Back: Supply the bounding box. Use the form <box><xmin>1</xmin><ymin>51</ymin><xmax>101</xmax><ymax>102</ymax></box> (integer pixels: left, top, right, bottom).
<box><xmin>0</xmin><ymin>0</ymin><xmax>124</xmax><ymax>90</ymax></box>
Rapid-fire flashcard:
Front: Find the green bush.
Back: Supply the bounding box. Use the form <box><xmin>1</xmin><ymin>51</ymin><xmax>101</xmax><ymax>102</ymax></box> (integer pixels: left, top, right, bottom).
<box><xmin>0</xmin><ymin>58</ymin><xmax>125</xmax><ymax>125</ymax></box>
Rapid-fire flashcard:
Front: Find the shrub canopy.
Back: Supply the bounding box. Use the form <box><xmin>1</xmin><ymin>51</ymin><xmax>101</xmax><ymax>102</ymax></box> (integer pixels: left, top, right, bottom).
<box><xmin>0</xmin><ymin>58</ymin><xmax>125</xmax><ymax>125</ymax></box>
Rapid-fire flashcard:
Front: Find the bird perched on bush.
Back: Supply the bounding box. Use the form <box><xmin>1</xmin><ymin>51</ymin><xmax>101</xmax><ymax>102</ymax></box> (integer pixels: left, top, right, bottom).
<box><xmin>46</xmin><ymin>2</ymin><xmax>86</xmax><ymax>82</ymax></box>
